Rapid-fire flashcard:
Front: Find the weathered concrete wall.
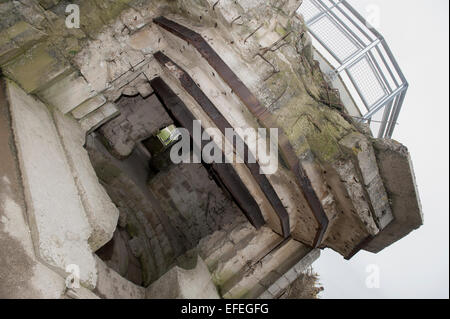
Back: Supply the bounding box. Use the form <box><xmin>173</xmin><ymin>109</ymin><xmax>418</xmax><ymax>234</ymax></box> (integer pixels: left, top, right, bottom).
<box><xmin>53</xmin><ymin>109</ymin><xmax>120</xmax><ymax>252</ymax></box>
<box><xmin>94</xmin><ymin>256</ymin><xmax>146</xmax><ymax>299</ymax></box>
<box><xmin>6</xmin><ymin>79</ymin><xmax>97</xmax><ymax>288</ymax></box>
<box><xmin>0</xmin><ymin>78</ymin><xmax>66</xmax><ymax>299</ymax></box>
<box><xmin>364</xmin><ymin>139</ymin><xmax>423</xmax><ymax>253</ymax></box>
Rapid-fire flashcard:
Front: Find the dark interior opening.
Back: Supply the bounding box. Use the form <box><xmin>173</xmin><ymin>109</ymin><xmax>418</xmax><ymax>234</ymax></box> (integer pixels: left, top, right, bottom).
<box><xmin>87</xmin><ymin>88</ymin><xmax>244</xmax><ymax>287</ymax></box>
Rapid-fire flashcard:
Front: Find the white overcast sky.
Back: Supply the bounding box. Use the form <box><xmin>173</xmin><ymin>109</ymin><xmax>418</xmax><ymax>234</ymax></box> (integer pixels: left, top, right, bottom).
<box><xmin>312</xmin><ymin>0</ymin><xmax>449</xmax><ymax>299</ymax></box>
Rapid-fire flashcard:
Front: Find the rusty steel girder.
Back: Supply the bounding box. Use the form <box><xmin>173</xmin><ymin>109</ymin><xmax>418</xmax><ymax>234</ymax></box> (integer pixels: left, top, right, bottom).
<box><xmin>153</xmin><ymin>17</ymin><xmax>329</xmax><ymax>248</ymax></box>
<box><xmin>153</xmin><ymin>51</ymin><xmax>290</xmax><ymax>238</ymax></box>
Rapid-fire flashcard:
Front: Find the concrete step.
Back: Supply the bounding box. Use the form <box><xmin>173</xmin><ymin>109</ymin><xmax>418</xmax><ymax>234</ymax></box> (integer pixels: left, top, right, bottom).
<box><xmin>214</xmin><ymin>227</ymin><xmax>285</xmax><ymax>295</ymax></box>
<box><xmin>222</xmin><ymin>239</ymin><xmax>311</xmax><ymax>299</ymax></box>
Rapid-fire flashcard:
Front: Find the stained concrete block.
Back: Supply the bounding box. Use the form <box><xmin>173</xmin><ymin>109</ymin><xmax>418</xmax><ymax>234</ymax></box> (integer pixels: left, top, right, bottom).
<box><xmin>53</xmin><ymin>109</ymin><xmax>119</xmax><ymax>251</ymax></box>
<box><xmin>6</xmin><ymin>80</ymin><xmax>97</xmax><ymax>289</ymax></box>
<box><xmin>3</xmin><ymin>42</ymin><xmax>72</xmax><ymax>93</ymax></box>
<box><xmin>364</xmin><ymin>139</ymin><xmax>423</xmax><ymax>253</ymax></box>
<box><xmin>79</xmin><ymin>102</ymin><xmax>120</xmax><ymax>134</ymax></box>
<box><xmin>94</xmin><ymin>256</ymin><xmax>145</xmax><ymax>299</ymax></box>
<box><xmin>340</xmin><ymin>132</ymin><xmax>394</xmax><ymax>229</ymax></box>
<box><xmin>39</xmin><ymin>72</ymin><xmax>96</xmax><ymax>114</ymax></box>
<box><xmin>146</xmin><ymin>256</ymin><xmax>220</xmax><ymax>299</ymax></box>
<box><xmin>0</xmin><ymin>79</ymin><xmax>66</xmax><ymax>298</ymax></box>
<box><xmin>71</xmin><ymin>94</ymin><xmax>107</xmax><ymax>120</ymax></box>
<box><xmin>0</xmin><ymin>21</ymin><xmax>47</xmax><ymax>66</ymax></box>
<box><xmin>258</xmin><ymin>248</ymin><xmax>320</xmax><ymax>298</ymax></box>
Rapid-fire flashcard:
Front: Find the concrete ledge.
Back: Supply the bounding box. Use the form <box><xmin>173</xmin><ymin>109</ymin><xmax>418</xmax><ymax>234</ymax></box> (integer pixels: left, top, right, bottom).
<box><xmin>0</xmin><ymin>77</ymin><xmax>66</xmax><ymax>298</ymax></box>
<box><xmin>53</xmin><ymin>110</ymin><xmax>120</xmax><ymax>252</ymax></box>
<box><xmin>38</xmin><ymin>72</ymin><xmax>96</xmax><ymax>114</ymax></box>
<box><xmin>79</xmin><ymin>102</ymin><xmax>120</xmax><ymax>134</ymax></box>
<box><xmin>364</xmin><ymin>139</ymin><xmax>423</xmax><ymax>253</ymax></box>
<box><xmin>6</xmin><ymin>79</ymin><xmax>97</xmax><ymax>288</ymax></box>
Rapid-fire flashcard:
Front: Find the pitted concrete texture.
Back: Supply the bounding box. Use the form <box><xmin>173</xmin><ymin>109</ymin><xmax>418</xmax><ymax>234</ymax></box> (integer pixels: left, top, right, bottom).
<box><xmin>146</xmin><ymin>256</ymin><xmax>220</xmax><ymax>299</ymax></box>
<box><xmin>0</xmin><ymin>78</ymin><xmax>66</xmax><ymax>299</ymax></box>
<box><xmin>98</xmin><ymin>93</ymin><xmax>172</xmax><ymax>158</ymax></box>
<box><xmin>364</xmin><ymin>139</ymin><xmax>423</xmax><ymax>253</ymax></box>
<box><xmin>53</xmin><ymin>109</ymin><xmax>119</xmax><ymax>252</ymax></box>
<box><xmin>6</xmin><ymin>80</ymin><xmax>97</xmax><ymax>288</ymax></box>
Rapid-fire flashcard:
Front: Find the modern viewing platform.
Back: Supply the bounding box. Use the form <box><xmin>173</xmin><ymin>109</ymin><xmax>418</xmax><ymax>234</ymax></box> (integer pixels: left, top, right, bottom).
<box><xmin>299</xmin><ymin>0</ymin><xmax>408</xmax><ymax>138</ymax></box>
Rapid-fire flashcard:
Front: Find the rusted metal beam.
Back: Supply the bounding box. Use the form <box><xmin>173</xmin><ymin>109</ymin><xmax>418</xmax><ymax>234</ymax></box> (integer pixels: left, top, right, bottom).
<box><xmin>150</xmin><ymin>77</ymin><xmax>265</xmax><ymax>229</ymax></box>
<box><xmin>154</xmin><ymin>17</ymin><xmax>267</xmax><ymax>119</ymax></box>
<box><xmin>153</xmin><ymin>17</ymin><xmax>329</xmax><ymax>248</ymax></box>
<box><xmin>154</xmin><ymin>51</ymin><xmax>290</xmax><ymax>238</ymax></box>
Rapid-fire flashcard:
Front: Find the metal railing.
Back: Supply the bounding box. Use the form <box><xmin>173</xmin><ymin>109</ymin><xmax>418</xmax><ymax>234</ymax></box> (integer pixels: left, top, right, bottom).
<box><xmin>299</xmin><ymin>0</ymin><xmax>408</xmax><ymax>138</ymax></box>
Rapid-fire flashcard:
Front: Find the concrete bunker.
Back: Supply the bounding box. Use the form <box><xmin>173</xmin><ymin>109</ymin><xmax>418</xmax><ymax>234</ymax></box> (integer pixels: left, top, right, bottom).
<box><xmin>0</xmin><ymin>0</ymin><xmax>423</xmax><ymax>299</ymax></box>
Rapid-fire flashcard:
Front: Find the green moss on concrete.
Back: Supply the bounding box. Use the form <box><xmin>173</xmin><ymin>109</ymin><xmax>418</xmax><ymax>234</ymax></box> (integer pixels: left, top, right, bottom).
<box><xmin>3</xmin><ymin>42</ymin><xmax>72</xmax><ymax>93</ymax></box>
<box><xmin>0</xmin><ymin>21</ymin><xmax>47</xmax><ymax>66</ymax></box>
<box><xmin>253</xmin><ymin>29</ymin><xmax>359</xmax><ymax>166</ymax></box>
